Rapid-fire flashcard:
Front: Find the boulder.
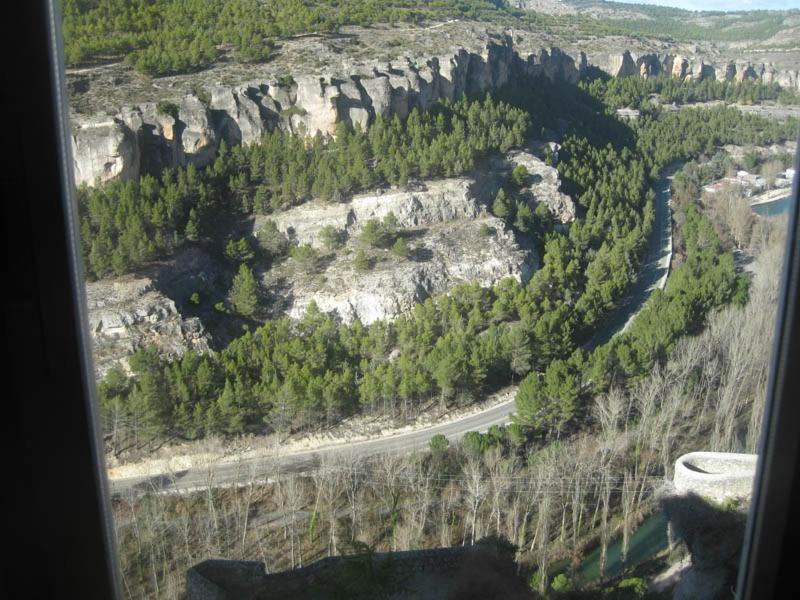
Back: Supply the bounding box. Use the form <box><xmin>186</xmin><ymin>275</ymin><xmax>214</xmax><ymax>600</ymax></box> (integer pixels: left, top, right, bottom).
<box><xmin>178</xmin><ymin>95</ymin><xmax>218</xmax><ymax>167</ymax></box>
<box><xmin>292</xmin><ymin>75</ymin><xmax>340</xmax><ymax>136</ymax></box>
<box><xmin>209</xmin><ymin>85</ymin><xmax>266</xmax><ymax>147</ymax></box>
<box><xmin>72</xmin><ymin>117</ymin><xmax>140</xmax><ymax>186</ymax></box>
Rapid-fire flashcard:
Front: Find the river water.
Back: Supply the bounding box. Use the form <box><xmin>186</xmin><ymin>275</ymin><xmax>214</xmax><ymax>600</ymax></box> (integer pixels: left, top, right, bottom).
<box><xmin>752</xmin><ymin>195</ymin><xmax>791</xmax><ymax>217</ymax></box>
<box><xmin>573</xmin><ymin>512</ymin><xmax>669</xmax><ymax>584</ymax></box>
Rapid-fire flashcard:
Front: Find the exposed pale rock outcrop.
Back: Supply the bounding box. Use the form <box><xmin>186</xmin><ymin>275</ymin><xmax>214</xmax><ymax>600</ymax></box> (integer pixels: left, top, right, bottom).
<box><xmin>70</xmin><ymin>33</ymin><xmax>800</xmax><ymax>188</ymax></box>
<box><xmin>505</xmin><ymin>150</ymin><xmax>576</xmax><ymax>224</ymax></box>
<box><xmin>268</xmin><ymin>179</ymin><xmax>483</xmax><ymax>247</ymax></box>
<box><xmin>292</xmin><ymin>75</ymin><xmax>341</xmax><ymax>136</ymax></box>
<box><xmin>261</xmin><ymin>175</ymin><xmax>538</xmax><ymax>324</ymax></box>
<box><xmin>210</xmin><ymin>85</ymin><xmax>267</xmax><ymax>147</ymax></box>
<box><xmin>86</xmin><ymin>275</ymin><xmax>211</xmax><ymax>377</ymax></box>
<box><xmin>72</xmin><ymin>117</ymin><xmax>140</xmax><ymax>186</ymax></box>
<box><xmin>606</xmin><ymin>50</ymin><xmax>639</xmax><ymax>78</ymax></box>
<box><xmin>71</xmin><ymin>37</ymin><xmax>580</xmax><ymax>186</ymax></box>
<box><xmin>270</xmin><ymin>216</ymin><xmax>533</xmax><ymax>326</ymax></box>
<box><xmin>178</xmin><ymin>95</ymin><xmax>218</xmax><ymax>167</ymax></box>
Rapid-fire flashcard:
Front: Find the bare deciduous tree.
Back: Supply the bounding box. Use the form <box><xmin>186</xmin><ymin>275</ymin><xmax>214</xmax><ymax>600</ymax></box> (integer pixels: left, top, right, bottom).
<box><xmin>463</xmin><ymin>452</ymin><xmax>487</xmax><ymax>546</ymax></box>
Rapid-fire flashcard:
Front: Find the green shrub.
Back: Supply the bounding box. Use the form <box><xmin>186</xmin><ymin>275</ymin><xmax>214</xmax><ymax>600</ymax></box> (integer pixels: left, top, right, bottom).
<box><xmin>429</xmin><ymin>433</ymin><xmax>449</xmax><ymax>454</ymax></box>
<box><xmin>391</xmin><ymin>237</ymin><xmax>409</xmax><ymax>258</ymax></box>
<box><xmin>511</xmin><ymin>164</ymin><xmax>529</xmax><ymax>188</ymax></box>
<box><xmin>156</xmin><ymin>100</ymin><xmax>179</xmax><ymax>119</ymax></box>
<box><xmin>319</xmin><ymin>225</ymin><xmax>345</xmax><ymax>251</ymax></box>
<box><xmin>290</xmin><ymin>244</ymin><xmax>320</xmax><ymax>272</ymax></box>
<box><xmin>551</xmin><ymin>573</ymin><xmax>573</xmax><ymax>593</ymax></box>
<box><xmin>354</xmin><ymin>249</ymin><xmax>373</xmax><ymax>272</ymax></box>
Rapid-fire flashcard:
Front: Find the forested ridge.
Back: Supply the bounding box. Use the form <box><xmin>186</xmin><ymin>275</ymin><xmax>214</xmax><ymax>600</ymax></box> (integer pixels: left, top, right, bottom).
<box><xmin>79</xmin><ymin>95</ymin><xmax>528</xmax><ymax>279</ymax></box>
<box><xmin>115</xmin><ymin>234</ymin><xmax>783</xmax><ymax>597</ymax></box>
<box><xmin>94</xmin><ymin>72</ymin><xmax>797</xmax><ymax>456</ymax></box>
<box><xmin>581</xmin><ymin>72</ymin><xmax>800</xmax><ymax>110</ymax></box>
<box><xmin>62</xmin><ymin>1</ymin><xmax>792</xmax><ymax>77</ymax></box>
<box><xmin>62</xmin><ymin>0</ymin><xmax>552</xmax><ymax>76</ymax></box>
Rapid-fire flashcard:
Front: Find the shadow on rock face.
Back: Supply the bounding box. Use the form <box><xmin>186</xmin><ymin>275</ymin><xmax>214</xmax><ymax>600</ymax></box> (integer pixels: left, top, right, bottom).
<box><xmin>658</xmin><ymin>489</ymin><xmax>748</xmax><ymax>600</ymax></box>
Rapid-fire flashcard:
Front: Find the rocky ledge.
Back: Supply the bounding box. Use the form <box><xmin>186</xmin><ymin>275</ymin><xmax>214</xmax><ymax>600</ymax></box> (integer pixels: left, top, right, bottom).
<box><xmin>69</xmin><ymin>27</ymin><xmax>800</xmax><ymax>189</ymax></box>
<box><xmin>70</xmin><ymin>34</ymin><xmax>584</xmax><ymax>187</ymax></box>
<box><xmin>503</xmin><ymin>147</ymin><xmax>575</xmax><ymax>223</ymax></box>
<box><xmin>86</xmin><ymin>276</ymin><xmax>211</xmax><ymax>377</ymax></box>
<box><xmin>257</xmin><ymin>157</ymin><xmax>550</xmax><ymax>324</ymax></box>
<box><xmin>267</xmin><ymin>216</ymin><xmax>531</xmax><ymax>325</ymax></box>
<box><xmin>591</xmin><ymin>48</ymin><xmax>800</xmax><ymax>90</ymax></box>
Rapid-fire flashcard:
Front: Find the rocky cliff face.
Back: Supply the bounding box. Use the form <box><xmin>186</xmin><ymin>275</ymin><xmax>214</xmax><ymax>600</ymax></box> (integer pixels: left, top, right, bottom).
<box><xmin>70</xmin><ymin>36</ymin><xmax>584</xmax><ymax>186</ymax></box>
<box><xmin>259</xmin><ymin>175</ymin><xmax>538</xmax><ymax>325</ymax></box>
<box><xmin>503</xmin><ymin>149</ymin><xmax>576</xmax><ymax>224</ymax></box>
<box><xmin>591</xmin><ymin>48</ymin><xmax>800</xmax><ymax>90</ymax></box>
<box><xmin>86</xmin><ymin>275</ymin><xmax>211</xmax><ymax>377</ymax></box>
<box><xmin>268</xmin><ymin>179</ymin><xmax>484</xmax><ymax>247</ymax></box>
<box><xmin>72</xmin><ymin>116</ymin><xmax>140</xmax><ymax>185</ymax></box>
<box><xmin>71</xmin><ymin>33</ymin><xmax>799</xmax><ymax>187</ymax></box>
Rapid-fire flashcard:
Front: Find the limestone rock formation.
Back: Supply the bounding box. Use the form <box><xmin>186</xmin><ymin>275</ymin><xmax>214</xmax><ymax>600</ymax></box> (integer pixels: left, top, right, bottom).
<box><xmin>86</xmin><ymin>275</ymin><xmax>211</xmax><ymax>377</ymax></box>
<box><xmin>178</xmin><ymin>95</ymin><xmax>218</xmax><ymax>167</ymax></box>
<box><xmin>69</xmin><ymin>37</ymin><xmax>581</xmax><ymax>186</ymax></box>
<box><xmin>268</xmin><ymin>179</ymin><xmax>483</xmax><ymax>247</ymax></box>
<box><xmin>127</xmin><ymin>103</ymin><xmax>181</xmax><ymax>174</ymax></box>
<box><xmin>69</xmin><ymin>32</ymin><xmax>800</xmax><ymax>188</ymax></box>
<box><xmin>71</xmin><ymin>117</ymin><xmax>140</xmax><ymax>186</ymax></box>
<box><xmin>292</xmin><ymin>75</ymin><xmax>340</xmax><ymax>136</ymax></box>
<box><xmin>505</xmin><ymin>150</ymin><xmax>576</xmax><ymax>224</ymax></box>
<box><xmin>210</xmin><ymin>85</ymin><xmax>267</xmax><ymax>147</ymax></box>
<box><xmin>261</xmin><ymin>177</ymin><xmax>537</xmax><ymax>324</ymax></box>
<box><xmin>270</xmin><ymin>216</ymin><xmax>532</xmax><ymax>325</ymax></box>
<box><xmin>606</xmin><ymin>50</ymin><xmax>639</xmax><ymax>78</ymax></box>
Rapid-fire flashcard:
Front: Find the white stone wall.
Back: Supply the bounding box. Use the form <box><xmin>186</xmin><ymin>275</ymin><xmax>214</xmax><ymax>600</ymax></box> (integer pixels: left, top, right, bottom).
<box><xmin>673</xmin><ymin>452</ymin><xmax>757</xmax><ymax>503</ymax></box>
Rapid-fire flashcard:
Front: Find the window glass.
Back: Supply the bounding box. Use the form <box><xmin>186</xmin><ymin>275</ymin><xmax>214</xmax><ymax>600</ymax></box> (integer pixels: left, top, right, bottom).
<box><xmin>60</xmin><ymin>1</ymin><xmax>798</xmax><ymax>597</ymax></box>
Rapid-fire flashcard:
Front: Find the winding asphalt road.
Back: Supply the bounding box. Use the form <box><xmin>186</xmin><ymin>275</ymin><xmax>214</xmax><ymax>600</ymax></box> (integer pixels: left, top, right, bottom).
<box><xmin>109</xmin><ymin>171</ymin><xmax>674</xmax><ymax>497</ymax></box>
<box><xmin>587</xmin><ymin>167</ymin><xmax>675</xmax><ymax>348</ymax></box>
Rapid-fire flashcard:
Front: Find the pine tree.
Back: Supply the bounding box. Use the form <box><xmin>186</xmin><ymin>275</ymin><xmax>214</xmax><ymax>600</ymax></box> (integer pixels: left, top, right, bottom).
<box><xmin>391</xmin><ymin>237</ymin><xmax>409</xmax><ymax>258</ymax></box>
<box><xmin>185</xmin><ymin>208</ymin><xmax>201</xmax><ymax>241</ymax></box>
<box><xmin>319</xmin><ymin>225</ymin><xmax>344</xmax><ymax>251</ymax></box>
<box><xmin>354</xmin><ymin>249</ymin><xmax>373</xmax><ymax>272</ymax></box>
<box><xmin>492</xmin><ymin>189</ymin><xmax>514</xmax><ymax>220</ymax></box>
<box><xmin>230</xmin><ymin>263</ymin><xmax>259</xmax><ymax>317</ymax></box>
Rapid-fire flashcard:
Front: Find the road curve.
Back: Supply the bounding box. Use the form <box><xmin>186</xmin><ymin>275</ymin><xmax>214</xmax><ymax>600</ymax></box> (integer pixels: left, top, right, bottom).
<box><xmin>110</xmin><ymin>171</ymin><xmax>674</xmax><ymax>496</ymax></box>
<box><xmin>111</xmin><ymin>394</ymin><xmax>516</xmax><ymax>496</ymax></box>
<box><xmin>586</xmin><ymin>167</ymin><xmax>675</xmax><ymax>349</ymax></box>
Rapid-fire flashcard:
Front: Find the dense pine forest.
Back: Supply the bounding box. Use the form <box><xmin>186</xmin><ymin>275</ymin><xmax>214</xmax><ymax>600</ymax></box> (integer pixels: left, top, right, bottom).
<box><xmin>78</xmin><ymin>95</ymin><xmax>527</xmax><ymax>279</ymax></box>
<box><xmin>62</xmin><ymin>1</ymin><xmax>794</xmax><ymax>76</ymax></box>
<box><xmin>581</xmin><ymin>71</ymin><xmax>800</xmax><ymax>109</ymax></box>
<box><xmin>93</xmin><ymin>71</ymin><xmax>797</xmax><ymax>458</ymax></box>
<box><xmin>62</xmin><ymin>0</ymin><xmax>551</xmax><ymax>75</ymax></box>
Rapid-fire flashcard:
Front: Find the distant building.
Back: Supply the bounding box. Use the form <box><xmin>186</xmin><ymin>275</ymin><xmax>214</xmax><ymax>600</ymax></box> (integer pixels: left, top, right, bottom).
<box><xmin>616</xmin><ymin>107</ymin><xmax>640</xmax><ymax>119</ymax></box>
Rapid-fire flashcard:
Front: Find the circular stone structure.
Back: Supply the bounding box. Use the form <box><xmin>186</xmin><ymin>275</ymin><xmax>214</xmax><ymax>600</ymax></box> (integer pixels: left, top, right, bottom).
<box><xmin>673</xmin><ymin>452</ymin><xmax>758</xmax><ymax>503</ymax></box>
